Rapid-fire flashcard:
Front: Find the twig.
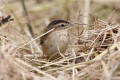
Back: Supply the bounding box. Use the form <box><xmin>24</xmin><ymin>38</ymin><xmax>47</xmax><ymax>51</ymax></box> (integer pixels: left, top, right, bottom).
<box><xmin>24</xmin><ymin>27</ymin><xmax>43</xmax><ymax>56</ymax></box>
<box><xmin>93</xmin><ymin>43</ymin><xmax>120</xmax><ymax>61</ymax></box>
<box><xmin>20</xmin><ymin>0</ymin><xmax>34</xmax><ymax>36</ymax></box>
<box><xmin>12</xmin><ymin>28</ymin><xmax>55</xmax><ymax>56</ymax></box>
<box><xmin>83</xmin><ymin>0</ymin><xmax>90</xmax><ymax>29</ymax></box>
<box><xmin>15</xmin><ymin>58</ymin><xmax>57</xmax><ymax>80</ymax></box>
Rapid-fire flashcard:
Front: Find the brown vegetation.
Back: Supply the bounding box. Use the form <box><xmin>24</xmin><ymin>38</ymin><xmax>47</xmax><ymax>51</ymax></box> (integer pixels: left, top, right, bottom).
<box><xmin>0</xmin><ymin>0</ymin><xmax>120</xmax><ymax>80</ymax></box>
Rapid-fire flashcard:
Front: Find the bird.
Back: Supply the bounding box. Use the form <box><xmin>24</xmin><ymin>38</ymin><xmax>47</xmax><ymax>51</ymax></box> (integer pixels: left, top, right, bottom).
<box><xmin>40</xmin><ymin>20</ymin><xmax>73</xmax><ymax>60</ymax></box>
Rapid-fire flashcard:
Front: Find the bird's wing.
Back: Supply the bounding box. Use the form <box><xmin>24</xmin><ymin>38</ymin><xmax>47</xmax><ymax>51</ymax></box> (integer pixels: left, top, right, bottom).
<box><xmin>40</xmin><ymin>34</ymin><xmax>48</xmax><ymax>44</ymax></box>
<box><xmin>40</xmin><ymin>26</ymin><xmax>55</xmax><ymax>45</ymax></box>
<box><xmin>40</xmin><ymin>28</ymin><xmax>51</xmax><ymax>45</ymax></box>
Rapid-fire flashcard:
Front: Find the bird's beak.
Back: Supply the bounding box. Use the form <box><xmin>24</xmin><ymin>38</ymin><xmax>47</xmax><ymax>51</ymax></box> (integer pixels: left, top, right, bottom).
<box><xmin>65</xmin><ymin>23</ymin><xmax>74</xmax><ymax>30</ymax></box>
<box><xmin>69</xmin><ymin>23</ymin><xmax>74</xmax><ymax>26</ymax></box>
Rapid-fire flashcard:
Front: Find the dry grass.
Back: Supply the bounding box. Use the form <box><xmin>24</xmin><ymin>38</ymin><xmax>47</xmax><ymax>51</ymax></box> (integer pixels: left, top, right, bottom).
<box><xmin>0</xmin><ymin>0</ymin><xmax>120</xmax><ymax>80</ymax></box>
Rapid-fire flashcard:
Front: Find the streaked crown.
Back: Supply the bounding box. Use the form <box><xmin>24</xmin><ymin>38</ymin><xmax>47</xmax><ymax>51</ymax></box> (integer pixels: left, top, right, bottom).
<box><xmin>46</xmin><ymin>20</ymin><xmax>71</xmax><ymax>31</ymax></box>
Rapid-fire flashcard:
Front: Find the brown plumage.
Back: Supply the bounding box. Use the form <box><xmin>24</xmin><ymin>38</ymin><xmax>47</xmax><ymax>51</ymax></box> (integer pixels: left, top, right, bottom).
<box><xmin>40</xmin><ymin>20</ymin><xmax>73</xmax><ymax>60</ymax></box>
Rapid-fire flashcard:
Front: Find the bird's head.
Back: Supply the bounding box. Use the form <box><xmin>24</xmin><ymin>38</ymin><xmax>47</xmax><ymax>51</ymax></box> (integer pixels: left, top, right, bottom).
<box><xmin>46</xmin><ymin>20</ymin><xmax>73</xmax><ymax>31</ymax></box>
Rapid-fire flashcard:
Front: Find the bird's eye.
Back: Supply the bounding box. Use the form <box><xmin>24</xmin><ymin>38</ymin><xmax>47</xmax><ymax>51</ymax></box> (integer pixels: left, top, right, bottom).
<box><xmin>61</xmin><ymin>24</ymin><xmax>65</xmax><ymax>27</ymax></box>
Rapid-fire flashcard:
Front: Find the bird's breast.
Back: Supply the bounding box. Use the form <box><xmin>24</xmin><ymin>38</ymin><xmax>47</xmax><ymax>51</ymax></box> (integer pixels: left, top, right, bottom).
<box><xmin>49</xmin><ymin>30</ymin><xmax>69</xmax><ymax>50</ymax></box>
<box><xmin>42</xmin><ymin>30</ymin><xmax>69</xmax><ymax>56</ymax></box>
<box><xmin>52</xmin><ymin>30</ymin><xmax>68</xmax><ymax>45</ymax></box>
